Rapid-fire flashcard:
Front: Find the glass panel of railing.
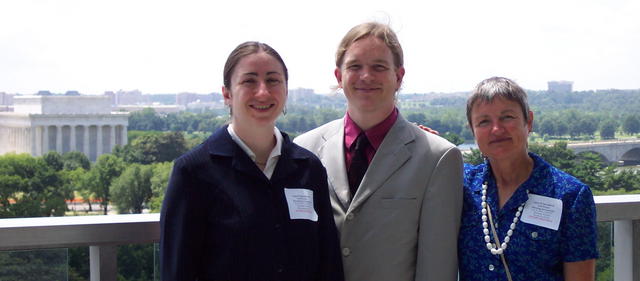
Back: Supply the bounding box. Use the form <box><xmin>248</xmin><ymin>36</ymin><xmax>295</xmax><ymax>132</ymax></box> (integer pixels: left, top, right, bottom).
<box><xmin>596</xmin><ymin>221</ymin><xmax>613</xmax><ymax>281</ymax></box>
<box><xmin>0</xmin><ymin>248</ymin><xmax>68</xmax><ymax>281</ymax></box>
<box><xmin>154</xmin><ymin>243</ymin><xmax>160</xmax><ymax>281</ymax></box>
<box><xmin>117</xmin><ymin>243</ymin><xmax>156</xmax><ymax>281</ymax></box>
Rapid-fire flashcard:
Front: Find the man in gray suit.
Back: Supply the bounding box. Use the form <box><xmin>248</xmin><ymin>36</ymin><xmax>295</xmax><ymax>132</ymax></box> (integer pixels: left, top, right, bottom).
<box><xmin>294</xmin><ymin>22</ymin><xmax>463</xmax><ymax>281</ymax></box>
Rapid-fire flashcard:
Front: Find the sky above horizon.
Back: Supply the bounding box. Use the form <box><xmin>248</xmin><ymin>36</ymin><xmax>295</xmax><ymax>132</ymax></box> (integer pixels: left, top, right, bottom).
<box><xmin>1</xmin><ymin>0</ymin><xmax>639</xmax><ymax>95</ymax></box>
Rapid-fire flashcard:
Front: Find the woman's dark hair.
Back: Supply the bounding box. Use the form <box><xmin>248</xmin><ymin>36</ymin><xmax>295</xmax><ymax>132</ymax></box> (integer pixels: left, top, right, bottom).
<box><xmin>223</xmin><ymin>41</ymin><xmax>288</xmax><ymax>88</ymax></box>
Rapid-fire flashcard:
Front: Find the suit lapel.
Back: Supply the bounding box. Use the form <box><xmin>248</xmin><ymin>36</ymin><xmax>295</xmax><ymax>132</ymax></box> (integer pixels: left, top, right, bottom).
<box><xmin>317</xmin><ymin>120</ymin><xmax>352</xmax><ymax>211</ymax></box>
<box><xmin>348</xmin><ymin>117</ymin><xmax>414</xmax><ymax>212</ymax></box>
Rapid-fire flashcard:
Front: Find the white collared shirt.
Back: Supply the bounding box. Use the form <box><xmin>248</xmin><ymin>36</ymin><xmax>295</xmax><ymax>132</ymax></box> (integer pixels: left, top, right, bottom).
<box><xmin>227</xmin><ymin>124</ymin><xmax>282</xmax><ymax>179</ymax></box>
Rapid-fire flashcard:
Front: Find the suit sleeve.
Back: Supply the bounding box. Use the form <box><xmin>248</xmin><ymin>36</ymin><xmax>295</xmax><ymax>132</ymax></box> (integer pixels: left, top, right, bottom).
<box><xmin>160</xmin><ymin>158</ymin><xmax>206</xmax><ymax>281</ymax></box>
<box><xmin>415</xmin><ymin>147</ymin><xmax>463</xmax><ymax>281</ymax></box>
<box><xmin>314</xmin><ymin>162</ymin><xmax>346</xmax><ymax>281</ymax></box>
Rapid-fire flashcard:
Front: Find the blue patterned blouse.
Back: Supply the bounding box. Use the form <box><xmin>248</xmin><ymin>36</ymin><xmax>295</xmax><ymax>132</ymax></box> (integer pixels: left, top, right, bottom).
<box><xmin>458</xmin><ymin>153</ymin><xmax>598</xmax><ymax>281</ymax></box>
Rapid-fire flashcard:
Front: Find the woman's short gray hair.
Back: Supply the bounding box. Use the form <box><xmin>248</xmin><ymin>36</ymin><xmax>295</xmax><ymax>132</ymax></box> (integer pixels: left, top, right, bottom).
<box><xmin>466</xmin><ymin>76</ymin><xmax>531</xmax><ymax>129</ymax></box>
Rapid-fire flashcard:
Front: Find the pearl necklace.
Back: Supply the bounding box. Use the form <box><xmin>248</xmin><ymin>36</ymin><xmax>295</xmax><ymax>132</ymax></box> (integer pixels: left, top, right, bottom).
<box><xmin>481</xmin><ymin>182</ymin><xmax>528</xmax><ymax>255</ymax></box>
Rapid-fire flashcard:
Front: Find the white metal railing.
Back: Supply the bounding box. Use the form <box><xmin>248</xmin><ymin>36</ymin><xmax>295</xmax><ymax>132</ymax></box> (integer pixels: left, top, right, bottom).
<box><xmin>0</xmin><ymin>196</ymin><xmax>639</xmax><ymax>281</ymax></box>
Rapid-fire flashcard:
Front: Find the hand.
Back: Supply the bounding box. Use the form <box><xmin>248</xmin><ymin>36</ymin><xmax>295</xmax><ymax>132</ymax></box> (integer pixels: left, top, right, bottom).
<box><xmin>415</xmin><ymin>123</ymin><xmax>440</xmax><ymax>135</ymax></box>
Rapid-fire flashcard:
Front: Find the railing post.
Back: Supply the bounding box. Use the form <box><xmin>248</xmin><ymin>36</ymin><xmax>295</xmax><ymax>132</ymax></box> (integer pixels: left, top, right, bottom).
<box><xmin>635</xmin><ymin>220</ymin><xmax>640</xmax><ymax>281</ymax></box>
<box><xmin>614</xmin><ymin>220</ymin><xmax>640</xmax><ymax>281</ymax></box>
<box><xmin>90</xmin><ymin>245</ymin><xmax>118</xmax><ymax>281</ymax></box>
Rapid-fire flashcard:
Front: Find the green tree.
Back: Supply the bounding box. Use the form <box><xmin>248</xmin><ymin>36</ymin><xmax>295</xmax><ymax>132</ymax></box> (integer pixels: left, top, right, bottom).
<box><xmin>463</xmin><ymin>148</ymin><xmax>484</xmax><ymax>165</ymax></box>
<box><xmin>61</xmin><ymin>151</ymin><xmax>91</xmax><ymax>171</ymax></box>
<box><xmin>149</xmin><ymin>162</ymin><xmax>173</xmax><ymax>213</ymax></box>
<box><xmin>555</xmin><ymin>120</ymin><xmax>569</xmax><ymax>137</ymax></box>
<box><xmin>538</xmin><ymin>119</ymin><xmax>556</xmax><ymax>137</ymax></box>
<box><xmin>85</xmin><ymin>154</ymin><xmax>126</xmax><ymax>214</ymax></box>
<box><xmin>120</xmin><ymin>131</ymin><xmax>188</xmax><ymax>164</ymax></box>
<box><xmin>442</xmin><ymin>132</ymin><xmax>465</xmax><ymax>146</ymax></box>
<box><xmin>0</xmin><ymin>154</ymin><xmax>70</xmax><ymax>218</ymax></box>
<box><xmin>42</xmin><ymin>151</ymin><xmax>64</xmax><ymax>171</ymax></box>
<box><xmin>600</xmin><ymin>166</ymin><xmax>640</xmax><ymax>192</ymax></box>
<box><xmin>61</xmin><ymin>168</ymin><xmax>89</xmax><ymax>214</ymax></box>
<box><xmin>599</xmin><ymin>119</ymin><xmax>618</xmax><ymax>139</ymax></box>
<box><xmin>622</xmin><ymin>114</ymin><xmax>640</xmax><ymax>135</ymax></box>
<box><xmin>529</xmin><ymin>142</ymin><xmax>576</xmax><ymax>171</ymax></box>
<box><xmin>567</xmin><ymin>152</ymin><xmax>606</xmax><ymax>191</ymax></box>
<box><xmin>128</xmin><ymin>108</ymin><xmax>166</xmax><ymax>131</ymax></box>
<box><xmin>110</xmin><ymin>164</ymin><xmax>153</xmax><ymax>214</ymax></box>
<box><xmin>406</xmin><ymin>113</ymin><xmax>426</xmax><ymax>125</ymax></box>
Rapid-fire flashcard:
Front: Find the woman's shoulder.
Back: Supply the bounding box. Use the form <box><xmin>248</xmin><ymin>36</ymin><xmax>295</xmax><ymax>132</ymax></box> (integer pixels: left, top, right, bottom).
<box><xmin>531</xmin><ymin>153</ymin><xmax>593</xmax><ymax>201</ymax></box>
<box><xmin>463</xmin><ymin>162</ymin><xmax>484</xmax><ymax>178</ymax></box>
<box><xmin>463</xmin><ymin>162</ymin><xmax>485</xmax><ymax>190</ymax></box>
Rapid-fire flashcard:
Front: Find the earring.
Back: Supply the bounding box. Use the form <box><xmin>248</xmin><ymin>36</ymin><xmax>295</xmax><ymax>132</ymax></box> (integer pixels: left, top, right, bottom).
<box><xmin>282</xmin><ymin>105</ymin><xmax>287</xmax><ymax>116</ymax></box>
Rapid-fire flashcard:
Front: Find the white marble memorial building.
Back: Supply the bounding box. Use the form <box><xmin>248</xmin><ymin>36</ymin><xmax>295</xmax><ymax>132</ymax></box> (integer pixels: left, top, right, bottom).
<box><xmin>0</xmin><ymin>95</ymin><xmax>129</xmax><ymax>161</ymax></box>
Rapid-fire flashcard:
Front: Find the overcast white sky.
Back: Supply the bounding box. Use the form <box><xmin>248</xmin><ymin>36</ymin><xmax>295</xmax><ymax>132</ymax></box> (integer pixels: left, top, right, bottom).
<box><xmin>1</xmin><ymin>0</ymin><xmax>638</xmax><ymax>95</ymax></box>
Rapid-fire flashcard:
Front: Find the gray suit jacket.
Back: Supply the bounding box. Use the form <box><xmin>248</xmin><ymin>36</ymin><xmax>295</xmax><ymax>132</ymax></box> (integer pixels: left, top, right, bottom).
<box><xmin>294</xmin><ymin>115</ymin><xmax>463</xmax><ymax>281</ymax></box>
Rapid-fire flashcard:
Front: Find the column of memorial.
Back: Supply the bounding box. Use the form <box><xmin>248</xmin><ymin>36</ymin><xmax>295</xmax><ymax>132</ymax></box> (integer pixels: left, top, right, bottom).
<box><xmin>83</xmin><ymin>125</ymin><xmax>90</xmax><ymax>158</ymax></box>
<box><xmin>34</xmin><ymin>126</ymin><xmax>42</xmax><ymax>156</ymax></box>
<box><xmin>121</xmin><ymin>125</ymin><xmax>128</xmax><ymax>146</ymax></box>
<box><xmin>43</xmin><ymin>125</ymin><xmax>49</xmax><ymax>154</ymax></box>
<box><xmin>56</xmin><ymin>125</ymin><xmax>62</xmax><ymax>153</ymax></box>
<box><xmin>70</xmin><ymin>125</ymin><xmax>76</xmax><ymax>152</ymax></box>
<box><xmin>110</xmin><ymin>125</ymin><xmax>116</xmax><ymax>153</ymax></box>
<box><xmin>96</xmin><ymin>125</ymin><xmax>103</xmax><ymax>157</ymax></box>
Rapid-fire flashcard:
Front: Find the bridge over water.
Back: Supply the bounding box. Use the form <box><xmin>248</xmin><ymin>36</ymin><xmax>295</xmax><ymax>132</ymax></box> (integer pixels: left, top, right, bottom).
<box><xmin>567</xmin><ymin>139</ymin><xmax>640</xmax><ymax>164</ymax></box>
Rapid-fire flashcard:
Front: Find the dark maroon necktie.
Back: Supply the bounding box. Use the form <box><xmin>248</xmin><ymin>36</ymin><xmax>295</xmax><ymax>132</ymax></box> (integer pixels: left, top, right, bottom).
<box><xmin>348</xmin><ymin>133</ymin><xmax>369</xmax><ymax>198</ymax></box>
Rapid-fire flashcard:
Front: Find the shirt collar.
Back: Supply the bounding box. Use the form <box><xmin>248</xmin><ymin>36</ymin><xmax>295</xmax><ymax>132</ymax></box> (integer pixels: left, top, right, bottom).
<box><xmin>475</xmin><ymin>152</ymin><xmax>553</xmax><ymax>211</ymax></box>
<box><xmin>227</xmin><ymin>124</ymin><xmax>282</xmax><ymax>179</ymax></box>
<box><xmin>344</xmin><ymin>107</ymin><xmax>398</xmax><ymax>151</ymax></box>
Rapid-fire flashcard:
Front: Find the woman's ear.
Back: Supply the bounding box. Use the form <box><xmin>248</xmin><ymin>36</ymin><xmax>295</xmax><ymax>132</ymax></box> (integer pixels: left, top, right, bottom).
<box><xmin>222</xmin><ymin>86</ymin><xmax>231</xmax><ymax>106</ymax></box>
<box><xmin>527</xmin><ymin>110</ymin><xmax>534</xmax><ymax>133</ymax></box>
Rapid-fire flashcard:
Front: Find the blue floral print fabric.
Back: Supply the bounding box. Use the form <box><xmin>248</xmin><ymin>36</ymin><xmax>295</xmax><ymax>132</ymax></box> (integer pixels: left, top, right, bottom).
<box><xmin>458</xmin><ymin>152</ymin><xmax>598</xmax><ymax>281</ymax></box>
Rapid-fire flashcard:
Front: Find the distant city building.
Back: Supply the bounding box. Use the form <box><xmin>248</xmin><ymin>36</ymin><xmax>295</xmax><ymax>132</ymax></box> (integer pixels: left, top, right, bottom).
<box><xmin>113</xmin><ymin>104</ymin><xmax>184</xmax><ymax>114</ymax></box>
<box><xmin>110</xmin><ymin>89</ymin><xmax>145</xmax><ymax>105</ymax></box>
<box><xmin>0</xmin><ymin>96</ymin><xmax>128</xmax><ymax>161</ymax></box>
<box><xmin>548</xmin><ymin>81</ymin><xmax>573</xmax><ymax>93</ymax></box>
<box><xmin>176</xmin><ymin>92</ymin><xmax>219</xmax><ymax>106</ymax></box>
<box><xmin>0</xmin><ymin>92</ymin><xmax>14</xmax><ymax>105</ymax></box>
<box><xmin>0</xmin><ymin>92</ymin><xmax>13</xmax><ymax>112</ymax></box>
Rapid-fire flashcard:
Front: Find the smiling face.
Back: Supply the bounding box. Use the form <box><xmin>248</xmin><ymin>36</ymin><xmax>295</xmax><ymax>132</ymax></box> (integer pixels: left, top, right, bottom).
<box><xmin>222</xmin><ymin>51</ymin><xmax>287</xmax><ymax>130</ymax></box>
<box><xmin>335</xmin><ymin>36</ymin><xmax>404</xmax><ymax>116</ymax></box>
<box><xmin>470</xmin><ymin>97</ymin><xmax>533</xmax><ymax>161</ymax></box>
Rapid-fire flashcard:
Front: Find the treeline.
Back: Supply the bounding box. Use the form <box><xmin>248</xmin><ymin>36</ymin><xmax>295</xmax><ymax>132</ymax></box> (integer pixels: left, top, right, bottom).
<box><xmin>128</xmin><ymin>89</ymin><xmax>640</xmax><ymax>144</ymax></box>
<box><xmin>128</xmin><ymin>106</ymin><xmax>344</xmax><ymax>137</ymax></box>
<box><xmin>0</xmin><ymin>131</ymin><xmax>190</xmax><ymax>281</ymax></box>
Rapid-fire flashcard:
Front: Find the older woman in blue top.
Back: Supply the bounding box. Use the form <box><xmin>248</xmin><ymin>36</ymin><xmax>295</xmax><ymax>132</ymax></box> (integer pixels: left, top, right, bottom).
<box><xmin>160</xmin><ymin>41</ymin><xmax>344</xmax><ymax>281</ymax></box>
<box><xmin>458</xmin><ymin>77</ymin><xmax>598</xmax><ymax>281</ymax></box>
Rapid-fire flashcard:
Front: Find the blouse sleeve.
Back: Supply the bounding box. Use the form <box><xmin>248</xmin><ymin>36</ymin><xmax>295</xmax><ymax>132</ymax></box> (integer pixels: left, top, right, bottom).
<box><xmin>561</xmin><ymin>183</ymin><xmax>599</xmax><ymax>262</ymax></box>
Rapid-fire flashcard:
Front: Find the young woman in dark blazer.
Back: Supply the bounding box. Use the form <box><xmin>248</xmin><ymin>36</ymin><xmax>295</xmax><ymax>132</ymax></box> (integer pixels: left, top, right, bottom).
<box><xmin>160</xmin><ymin>41</ymin><xmax>344</xmax><ymax>281</ymax></box>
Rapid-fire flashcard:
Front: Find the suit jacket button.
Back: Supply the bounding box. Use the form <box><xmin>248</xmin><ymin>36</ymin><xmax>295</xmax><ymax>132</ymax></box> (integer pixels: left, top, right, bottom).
<box><xmin>346</xmin><ymin>213</ymin><xmax>354</xmax><ymax>220</ymax></box>
<box><xmin>342</xmin><ymin>247</ymin><xmax>351</xmax><ymax>257</ymax></box>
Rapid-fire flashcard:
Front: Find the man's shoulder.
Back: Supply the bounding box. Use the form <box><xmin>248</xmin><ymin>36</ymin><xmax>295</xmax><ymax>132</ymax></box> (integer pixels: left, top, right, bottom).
<box><xmin>401</xmin><ymin>121</ymin><xmax>457</xmax><ymax>152</ymax></box>
<box><xmin>293</xmin><ymin>119</ymin><xmax>342</xmax><ymax>151</ymax></box>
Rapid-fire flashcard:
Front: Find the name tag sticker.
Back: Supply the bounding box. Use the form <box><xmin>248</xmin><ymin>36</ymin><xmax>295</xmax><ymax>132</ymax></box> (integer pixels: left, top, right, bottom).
<box><xmin>284</xmin><ymin>188</ymin><xmax>318</xmax><ymax>221</ymax></box>
<box><xmin>521</xmin><ymin>194</ymin><xmax>562</xmax><ymax>231</ymax></box>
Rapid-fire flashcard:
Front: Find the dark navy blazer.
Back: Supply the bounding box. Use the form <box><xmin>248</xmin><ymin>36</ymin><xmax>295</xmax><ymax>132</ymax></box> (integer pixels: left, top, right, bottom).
<box><xmin>160</xmin><ymin>126</ymin><xmax>344</xmax><ymax>281</ymax></box>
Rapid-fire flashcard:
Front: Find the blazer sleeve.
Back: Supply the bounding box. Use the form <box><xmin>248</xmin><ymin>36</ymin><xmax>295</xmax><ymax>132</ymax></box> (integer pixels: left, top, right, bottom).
<box><xmin>415</xmin><ymin>146</ymin><xmax>463</xmax><ymax>281</ymax></box>
<box><xmin>160</xmin><ymin>158</ymin><xmax>206</xmax><ymax>281</ymax></box>
<box><xmin>314</xmin><ymin>162</ymin><xmax>346</xmax><ymax>281</ymax></box>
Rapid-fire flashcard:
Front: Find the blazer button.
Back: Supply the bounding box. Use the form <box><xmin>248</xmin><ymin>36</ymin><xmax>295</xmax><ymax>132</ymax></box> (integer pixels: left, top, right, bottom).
<box><xmin>346</xmin><ymin>213</ymin><xmax>355</xmax><ymax>220</ymax></box>
<box><xmin>341</xmin><ymin>247</ymin><xmax>351</xmax><ymax>257</ymax></box>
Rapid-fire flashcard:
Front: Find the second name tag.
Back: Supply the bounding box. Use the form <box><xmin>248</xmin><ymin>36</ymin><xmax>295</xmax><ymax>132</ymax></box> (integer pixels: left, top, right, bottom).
<box><xmin>284</xmin><ymin>188</ymin><xmax>318</xmax><ymax>222</ymax></box>
<box><xmin>521</xmin><ymin>194</ymin><xmax>562</xmax><ymax>231</ymax></box>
